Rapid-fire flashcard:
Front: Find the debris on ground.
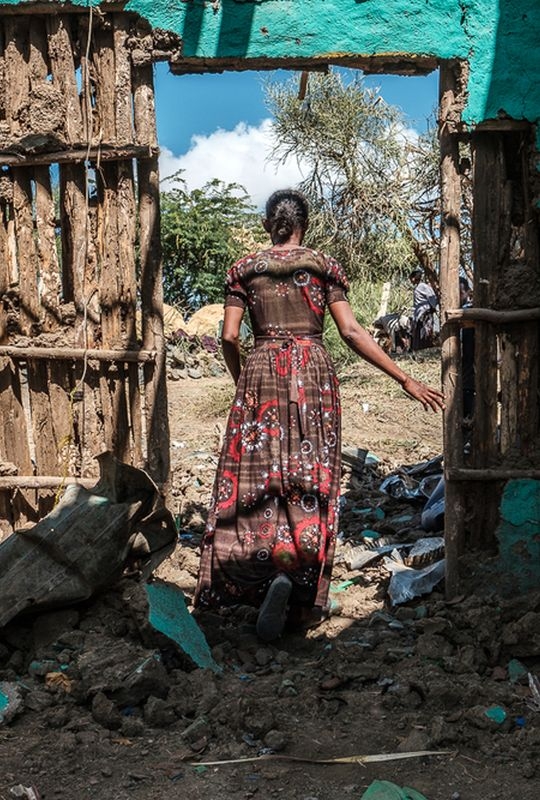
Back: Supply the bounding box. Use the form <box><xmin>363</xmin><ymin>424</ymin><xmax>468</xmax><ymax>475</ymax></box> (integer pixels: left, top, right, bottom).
<box><xmin>0</xmin><ymin>453</ymin><xmax>177</xmax><ymax>628</ymax></box>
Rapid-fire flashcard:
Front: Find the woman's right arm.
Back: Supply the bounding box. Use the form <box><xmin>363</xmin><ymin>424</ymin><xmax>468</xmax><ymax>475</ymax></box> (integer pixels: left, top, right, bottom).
<box><xmin>221</xmin><ymin>305</ymin><xmax>244</xmax><ymax>385</ymax></box>
<box><xmin>329</xmin><ymin>300</ymin><xmax>445</xmax><ymax>412</ymax></box>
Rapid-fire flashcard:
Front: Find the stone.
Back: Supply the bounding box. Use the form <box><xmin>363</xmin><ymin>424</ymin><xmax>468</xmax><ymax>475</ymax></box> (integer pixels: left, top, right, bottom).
<box><xmin>254</xmin><ymin>648</ymin><xmax>274</xmax><ymax>667</ymax></box>
<box><xmin>121</xmin><ymin>717</ymin><xmax>145</xmax><ymax>738</ymax></box>
<box><xmin>416</xmin><ymin>633</ymin><xmax>454</xmax><ymax>659</ymax></box>
<box><xmin>77</xmin><ymin>636</ymin><xmax>169</xmax><ymax>705</ymax></box>
<box><xmin>143</xmin><ymin>695</ymin><xmax>177</xmax><ymax>728</ymax></box>
<box><xmin>243</xmin><ymin>710</ymin><xmax>274</xmax><ymax>737</ymax></box>
<box><xmin>25</xmin><ymin>690</ymin><xmax>54</xmax><ymax>712</ymax></box>
<box><xmin>264</xmin><ymin>729</ymin><xmax>288</xmax><ymax>752</ymax></box>
<box><xmin>397</xmin><ymin>728</ymin><xmax>432</xmax><ymax>752</ymax></box>
<box><xmin>181</xmin><ymin>715</ymin><xmax>211</xmax><ymax>743</ymax></box>
<box><xmin>91</xmin><ymin>692</ymin><xmax>123</xmax><ymax>730</ymax></box>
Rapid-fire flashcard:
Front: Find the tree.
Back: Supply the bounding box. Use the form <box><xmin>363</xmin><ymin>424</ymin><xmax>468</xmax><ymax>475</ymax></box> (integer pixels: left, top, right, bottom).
<box><xmin>266</xmin><ymin>70</ymin><xmax>440</xmax><ymax>288</ymax></box>
<box><xmin>160</xmin><ymin>175</ymin><xmax>265</xmax><ymax>311</ymax></box>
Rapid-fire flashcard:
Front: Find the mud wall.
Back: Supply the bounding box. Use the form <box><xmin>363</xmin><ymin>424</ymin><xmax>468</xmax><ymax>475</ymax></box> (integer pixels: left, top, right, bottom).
<box><xmin>3</xmin><ymin>0</ymin><xmax>538</xmax><ymax>134</ymax></box>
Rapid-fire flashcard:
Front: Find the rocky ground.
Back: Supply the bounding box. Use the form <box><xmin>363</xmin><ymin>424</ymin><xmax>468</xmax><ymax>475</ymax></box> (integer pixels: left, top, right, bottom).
<box><xmin>1</xmin><ymin>353</ymin><xmax>539</xmax><ymax>800</ymax></box>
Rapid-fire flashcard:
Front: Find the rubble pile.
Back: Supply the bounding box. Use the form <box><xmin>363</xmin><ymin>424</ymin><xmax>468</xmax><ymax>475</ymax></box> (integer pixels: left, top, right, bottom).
<box><xmin>1</xmin><ymin>448</ymin><xmax>539</xmax><ymax>796</ymax></box>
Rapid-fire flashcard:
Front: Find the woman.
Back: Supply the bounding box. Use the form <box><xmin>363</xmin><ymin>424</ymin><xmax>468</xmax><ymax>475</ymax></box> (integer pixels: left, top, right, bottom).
<box><xmin>194</xmin><ymin>190</ymin><xmax>444</xmax><ymax>641</ymax></box>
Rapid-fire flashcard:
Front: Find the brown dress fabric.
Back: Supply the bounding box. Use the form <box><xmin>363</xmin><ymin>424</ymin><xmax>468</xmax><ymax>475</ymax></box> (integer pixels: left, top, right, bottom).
<box><xmin>194</xmin><ymin>246</ymin><xmax>349</xmax><ymax>614</ymax></box>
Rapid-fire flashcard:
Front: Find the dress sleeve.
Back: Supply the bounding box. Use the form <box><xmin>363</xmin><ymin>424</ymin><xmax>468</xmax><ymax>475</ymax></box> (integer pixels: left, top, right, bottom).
<box><xmin>224</xmin><ymin>262</ymin><xmax>247</xmax><ymax>309</ymax></box>
<box><xmin>324</xmin><ymin>256</ymin><xmax>350</xmax><ymax>304</ymax></box>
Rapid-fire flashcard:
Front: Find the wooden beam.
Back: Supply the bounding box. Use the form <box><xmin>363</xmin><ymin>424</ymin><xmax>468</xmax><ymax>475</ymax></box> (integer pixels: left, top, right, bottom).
<box><xmin>439</xmin><ymin>60</ymin><xmax>464</xmax><ymax>598</ymax></box>
<box><xmin>471</xmin><ymin>132</ymin><xmax>511</xmax><ymax>548</ymax></box>
<box><xmin>0</xmin><ymin>476</ymin><xmax>95</xmax><ymax>489</ymax></box>
<box><xmin>0</xmin><ymin>145</ymin><xmax>159</xmax><ymax>168</ymax></box>
<box><xmin>0</xmin><ymin>346</ymin><xmax>157</xmax><ymax>362</ymax></box>
<box><xmin>446</xmin><ymin>307</ymin><xmax>540</xmax><ymax>323</ymax></box>
<box><xmin>448</xmin><ymin>468</ymin><xmax>540</xmax><ymax>481</ymax></box>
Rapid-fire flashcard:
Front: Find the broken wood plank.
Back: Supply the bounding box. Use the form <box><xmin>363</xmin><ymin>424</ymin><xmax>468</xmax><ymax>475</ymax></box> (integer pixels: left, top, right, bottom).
<box><xmin>138</xmin><ymin>153</ymin><xmax>170</xmax><ymax>486</ymax></box>
<box><xmin>59</xmin><ymin>164</ymin><xmax>86</xmax><ymax>306</ymax></box>
<box><xmin>91</xmin><ymin>22</ymin><xmax>117</xmax><ymax>144</ymax></box>
<box><xmin>113</xmin><ymin>15</ymin><xmax>134</xmax><ymax>146</ymax></box>
<box><xmin>34</xmin><ymin>165</ymin><xmax>61</xmax><ymax>331</ymax></box>
<box><xmin>12</xmin><ymin>168</ymin><xmax>40</xmax><ymax>334</ymax></box>
<box><xmin>0</xmin><ymin>202</ymin><xmax>9</xmax><ymax>344</ymax></box>
<box><xmin>26</xmin><ymin>359</ymin><xmax>59</xmax><ymax>476</ymax></box>
<box><xmin>4</xmin><ymin>17</ymin><xmax>30</xmax><ymax>141</ymax></box>
<box><xmin>46</xmin><ymin>14</ymin><xmax>83</xmax><ymax>145</ymax></box>
<box><xmin>439</xmin><ymin>60</ymin><xmax>464</xmax><ymax>598</ymax></box>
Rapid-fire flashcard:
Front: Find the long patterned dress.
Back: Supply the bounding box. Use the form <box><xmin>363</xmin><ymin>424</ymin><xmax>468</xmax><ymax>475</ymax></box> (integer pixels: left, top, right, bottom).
<box><xmin>194</xmin><ymin>246</ymin><xmax>349</xmax><ymax>615</ymax></box>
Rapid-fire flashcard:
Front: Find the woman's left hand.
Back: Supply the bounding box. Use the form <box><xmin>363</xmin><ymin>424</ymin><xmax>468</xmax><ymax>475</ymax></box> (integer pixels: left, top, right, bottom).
<box><xmin>401</xmin><ymin>376</ymin><xmax>445</xmax><ymax>412</ymax></box>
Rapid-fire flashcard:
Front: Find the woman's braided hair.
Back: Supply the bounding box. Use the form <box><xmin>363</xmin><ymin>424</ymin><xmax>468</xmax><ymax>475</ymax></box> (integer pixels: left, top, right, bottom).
<box><xmin>265</xmin><ymin>189</ymin><xmax>309</xmax><ymax>245</ymax></box>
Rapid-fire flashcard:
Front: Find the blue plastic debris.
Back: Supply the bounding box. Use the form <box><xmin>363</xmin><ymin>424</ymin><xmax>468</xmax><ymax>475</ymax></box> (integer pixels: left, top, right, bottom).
<box><xmin>145</xmin><ymin>581</ymin><xmax>221</xmax><ymax>673</ymax></box>
<box><xmin>0</xmin><ymin>682</ymin><xmax>23</xmax><ymax>724</ymax></box>
<box><xmin>484</xmin><ymin>705</ymin><xmax>507</xmax><ymax>724</ymax></box>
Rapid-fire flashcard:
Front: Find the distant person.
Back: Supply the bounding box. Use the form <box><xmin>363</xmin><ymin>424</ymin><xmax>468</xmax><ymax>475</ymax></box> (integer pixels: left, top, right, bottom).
<box><xmin>409</xmin><ymin>268</ymin><xmax>439</xmax><ymax>351</ymax></box>
<box><xmin>194</xmin><ymin>190</ymin><xmax>444</xmax><ymax>642</ymax></box>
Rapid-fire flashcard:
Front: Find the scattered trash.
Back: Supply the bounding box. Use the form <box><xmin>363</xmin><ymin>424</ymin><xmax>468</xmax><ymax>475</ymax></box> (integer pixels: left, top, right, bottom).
<box><xmin>145</xmin><ymin>580</ymin><xmax>221</xmax><ymax>673</ymax></box>
<box><xmin>421</xmin><ymin>476</ymin><xmax>445</xmax><ymax>532</ymax></box>
<box><xmin>404</xmin><ymin>537</ymin><xmax>445</xmax><ymax>568</ymax></box>
<box><xmin>527</xmin><ymin>673</ymin><xmax>540</xmax><ymax>712</ymax></box>
<box><xmin>9</xmin><ymin>787</ymin><xmax>41</xmax><ymax>800</ymax></box>
<box><xmin>384</xmin><ymin>551</ymin><xmax>445</xmax><ymax>605</ymax></box>
<box><xmin>380</xmin><ymin>474</ymin><xmax>440</xmax><ymax>503</ymax></box>
<box><xmin>0</xmin><ymin>682</ymin><xmax>23</xmax><ymax>725</ymax></box>
<box><xmin>346</xmin><ymin>542</ymin><xmax>415</xmax><ymax>572</ymax></box>
<box><xmin>185</xmin><ymin>749</ymin><xmax>451</xmax><ymax>768</ymax></box>
<box><xmin>342</xmin><ymin>447</ymin><xmax>369</xmax><ymax>474</ymax></box>
<box><xmin>0</xmin><ymin>453</ymin><xmax>176</xmax><ymax>628</ymax></box>
<box><xmin>380</xmin><ymin>456</ymin><xmax>443</xmax><ymax>503</ymax></box>
<box><xmin>361</xmin><ymin>780</ymin><xmax>429</xmax><ymax>800</ymax></box>
<box><xmin>484</xmin><ymin>705</ymin><xmax>507</xmax><ymax>724</ymax></box>
<box><xmin>507</xmin><ymin>659</ymin><xmax>527</xmax><ymax>684</ymax></box>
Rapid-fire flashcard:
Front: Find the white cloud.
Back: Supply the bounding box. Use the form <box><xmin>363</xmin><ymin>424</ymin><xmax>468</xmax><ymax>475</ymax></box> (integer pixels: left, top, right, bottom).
<box><xmin>159</xmin><ymin>119</ymin><xmax>306</xmax><ymax>209</ymax></box>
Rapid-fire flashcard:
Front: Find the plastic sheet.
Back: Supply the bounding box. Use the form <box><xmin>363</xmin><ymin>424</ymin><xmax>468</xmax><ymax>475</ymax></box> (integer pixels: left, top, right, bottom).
<box><xmin>384</xmin><ymin>550</ymin><xmax>445</xmax><ymax>605</ymax></box>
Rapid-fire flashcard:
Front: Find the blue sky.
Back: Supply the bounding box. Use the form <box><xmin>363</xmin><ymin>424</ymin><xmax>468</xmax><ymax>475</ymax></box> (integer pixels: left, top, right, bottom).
<box><xmin>155</xmin><ymin>64</ymin><xmax>438</xmax><ymax>208</ymax></box>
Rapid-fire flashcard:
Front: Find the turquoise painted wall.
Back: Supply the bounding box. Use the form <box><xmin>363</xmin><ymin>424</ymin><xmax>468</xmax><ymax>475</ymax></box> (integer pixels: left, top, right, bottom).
<box><xmin>2</xmin><ymin>0</ymin><xmax>540</xmax><ymax>130</ymax></box>
<box><xmin>496</xmin><ymin>480</ymin><xmax>540</xmax><ymax>592</ymax></box>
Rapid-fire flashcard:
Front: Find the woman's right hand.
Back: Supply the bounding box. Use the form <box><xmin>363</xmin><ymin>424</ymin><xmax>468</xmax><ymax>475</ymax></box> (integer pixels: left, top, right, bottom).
<box><xmin>401</xmin><ymin>376</ymin><xmax>445</xmax><ymax>413</ymax></box>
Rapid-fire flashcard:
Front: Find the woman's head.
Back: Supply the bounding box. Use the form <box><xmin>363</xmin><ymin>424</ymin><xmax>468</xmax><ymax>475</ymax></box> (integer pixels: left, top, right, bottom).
<box><xmin>264</xmin><ymin>190</ymin><xmax>309</xmax><ymax>244</ymax></box>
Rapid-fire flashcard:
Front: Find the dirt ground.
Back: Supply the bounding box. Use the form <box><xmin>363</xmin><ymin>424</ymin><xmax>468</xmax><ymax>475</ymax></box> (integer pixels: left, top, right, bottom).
<box><xmin>1</xmin><ymin>354</ymin><xmax>540</xmax><ymax>800</ymax></box>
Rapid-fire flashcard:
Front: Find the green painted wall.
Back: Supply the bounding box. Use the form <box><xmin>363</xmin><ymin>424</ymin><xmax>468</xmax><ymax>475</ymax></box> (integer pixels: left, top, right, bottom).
<box><xmin>2</xmin><ymin>0</ymin><xmax>540</xmax><ymax>130</ymax></box>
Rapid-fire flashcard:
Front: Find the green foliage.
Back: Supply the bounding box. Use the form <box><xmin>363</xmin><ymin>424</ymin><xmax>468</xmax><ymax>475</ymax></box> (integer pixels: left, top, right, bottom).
<box><xmin>266</xmin><ymin>70</ymin><xmax>439</xmax><ymax>286</ymax></box>
<box><xmin>160</xmin><ymin>175</ymin><xmax>266</xmax><ymax>311</ymax></box>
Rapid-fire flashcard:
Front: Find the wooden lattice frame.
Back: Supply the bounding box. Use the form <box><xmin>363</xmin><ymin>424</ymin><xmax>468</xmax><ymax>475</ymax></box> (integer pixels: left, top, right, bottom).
<box><xmin>0</xmin><ymin>9</ymin><xmax>169</xmax><ymax>534</ymax></box>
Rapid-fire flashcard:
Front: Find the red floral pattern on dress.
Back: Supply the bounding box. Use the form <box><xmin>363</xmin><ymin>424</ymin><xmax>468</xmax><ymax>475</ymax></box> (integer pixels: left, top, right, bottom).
<box><xmin>195</xmin><ymin>246</ymin><xmax>347</xmax><ymax>614</ymax></box>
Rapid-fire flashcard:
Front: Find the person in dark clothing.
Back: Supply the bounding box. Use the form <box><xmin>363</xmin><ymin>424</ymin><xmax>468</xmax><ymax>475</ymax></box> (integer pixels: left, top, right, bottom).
<box><xmin>409</xmin><ymin>268</ymin><xmax>439</xmax><ymax>350</ymax></box>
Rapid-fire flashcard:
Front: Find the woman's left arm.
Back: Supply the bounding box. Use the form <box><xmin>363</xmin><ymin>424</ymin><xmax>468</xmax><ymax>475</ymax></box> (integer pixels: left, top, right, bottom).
<box><xmin>221</xmin><ymin>305</ymin><xmax>245</xmax><ymax>385</ymax></box>
<box><xmin>329</xmin><ymin>300</ymin><xmax>445</xmax><ymax>412</ymax></box>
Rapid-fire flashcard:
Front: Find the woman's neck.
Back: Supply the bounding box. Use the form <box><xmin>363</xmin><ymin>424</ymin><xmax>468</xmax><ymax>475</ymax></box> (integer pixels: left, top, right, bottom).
<box><xmin>271</xmin><ymin>231</ymin><xmax>304</xmax><ymax>249</ymax></box>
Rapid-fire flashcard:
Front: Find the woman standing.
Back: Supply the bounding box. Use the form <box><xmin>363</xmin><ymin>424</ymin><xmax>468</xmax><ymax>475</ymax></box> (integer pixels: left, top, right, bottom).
<box><xmin>194</xmin><ymin>190</ymin><xmax>444</xmax><ymax>641</ymax></box>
